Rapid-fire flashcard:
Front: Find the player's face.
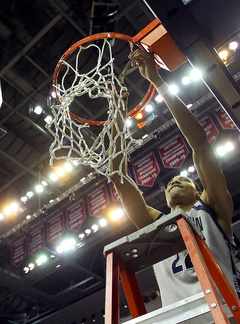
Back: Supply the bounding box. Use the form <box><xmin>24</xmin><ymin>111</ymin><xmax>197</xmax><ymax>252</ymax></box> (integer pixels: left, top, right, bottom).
<box><xmin>165</xmin><ymin>176</ymin><xmax>199</xmax><ymax>208</ymax></box>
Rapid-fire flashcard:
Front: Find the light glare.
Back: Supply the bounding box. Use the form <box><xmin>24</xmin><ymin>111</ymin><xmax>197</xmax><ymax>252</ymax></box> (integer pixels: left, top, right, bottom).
<box><xmin>145</xmin><ymin>104</ymin><xmax>153</xmax><ymax>112</ymax></box>
<box><xmin>191</xmin><ymin>69</ymin><xmax>202</xmax><ymax>80</ymax></box>
<box><xmin>56</xmin><ymin>168</ymin><xmax>65</xmax><ymax>176</ymax></box>
<box><xmin>217</xmin><ymin>146</ymin><xmax>226</xmax><ymax>156</ymax></box>
<box><xmin>169</xmin><ymin>85</ymin><xmax>178</xmax><ymax>94</ymax></box>
<box><xmin>218</xmin><ymin>50</ymin><xmax>228</xmax><ymax>60</ymax></box>
<box><xmin>182</xmin><ymin>76</ymin><xmax>191</xmax><ymax>85</ymax></box>
<box><xmin>50</xmin><ymin>173</ymin><xmax>58</xmax><ymax>181</ymax></box>
<box><xmin>99</xmin><ymin>219</ymin><xmax>107</xmax><ymax>227</ymax></box>
<box><xmin>26</xmin><ymin>191</ymin><xmax>33</xmax><ymax>198</ymax></box>
<box><xmin>34</xmin><ymin>106</ymin><xmax>43</xmax><ymax>115</ymax></box>
<box><xmin>229</xmin><ymin>41</ymin><xmax>238</xmax><ymax>51</ymax></box>
<box><xmin>225</xmin><ymin>142</ymin><xmax>234</xmax><ymax>151</ymax></box>
<box><xmin>180</xmin><ymin>170</ymin><xmax>188</xmax><ymax>177</ymax></box>
<box><xmin>155</xmin><ymin>94</ymin><xmax>163</xmax><ymax>103</ymax></box>
<box><xmin>35</xmin><ymin>185</ymin><xmax>43</xmax><ymax>193</ymax></box>
<box><xmin>135</xmin><ymin>112</ymin><xmax>143</xmax><ymax>120</ymax></box>
<box><xmin>110</xmin><ymin>209</ymin><xmax>124</xmax><ymax>220</ymax></box>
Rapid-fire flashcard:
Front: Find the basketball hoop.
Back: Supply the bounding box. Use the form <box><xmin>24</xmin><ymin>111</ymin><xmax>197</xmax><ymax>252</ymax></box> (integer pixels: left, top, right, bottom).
<box><xmin>46</xmin><ymin>32</ymin><xmax>156</xmax><ymax>186</ymax></box>
<box><xmin>52</xmin><ymin>32</ymin><xmax>155</xmax><ymax>125</ymax></box>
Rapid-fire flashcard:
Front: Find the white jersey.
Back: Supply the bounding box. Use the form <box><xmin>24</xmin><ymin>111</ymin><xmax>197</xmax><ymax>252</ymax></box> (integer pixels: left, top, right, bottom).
<box><xmin>153</xmin><ymin>199</ymin><xmax>240</xmax><ymax>306</ymax></box>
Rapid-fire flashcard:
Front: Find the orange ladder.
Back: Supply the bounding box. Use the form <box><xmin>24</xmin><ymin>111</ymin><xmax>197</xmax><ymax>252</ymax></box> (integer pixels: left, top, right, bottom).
<box><xmin>103</xmin><ymin>210</ymin><xmax>240</xmax><ymax>324</ymax></box>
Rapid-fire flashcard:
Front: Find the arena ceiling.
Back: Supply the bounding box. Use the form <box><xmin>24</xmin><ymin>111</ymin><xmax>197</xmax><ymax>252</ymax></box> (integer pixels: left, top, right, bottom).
<box><xmin>0</xmin><ymin>0</ymin><xmax>240</xmax><ymax>323</ymax></box>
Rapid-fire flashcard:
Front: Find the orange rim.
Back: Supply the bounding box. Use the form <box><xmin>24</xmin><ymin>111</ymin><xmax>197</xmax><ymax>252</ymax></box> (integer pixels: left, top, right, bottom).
<box><xmin>53</xmin><ymin>32</ymin><xmax>155</xmax><ymax>125</ymax></box>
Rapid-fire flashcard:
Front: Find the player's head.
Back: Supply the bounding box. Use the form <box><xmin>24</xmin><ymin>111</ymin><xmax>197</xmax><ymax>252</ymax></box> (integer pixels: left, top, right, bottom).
<box><xmin>165</xmin><ymin>175</ymin><xmax>202</xmax><ymax>208</ymax></box>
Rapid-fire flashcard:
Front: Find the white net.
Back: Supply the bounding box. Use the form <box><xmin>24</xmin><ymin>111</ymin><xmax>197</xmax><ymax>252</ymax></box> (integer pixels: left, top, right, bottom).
<box><xmin>46</xmin><ymin>38</ymin><xmax>140</xmax><ymax>183</ymax></box>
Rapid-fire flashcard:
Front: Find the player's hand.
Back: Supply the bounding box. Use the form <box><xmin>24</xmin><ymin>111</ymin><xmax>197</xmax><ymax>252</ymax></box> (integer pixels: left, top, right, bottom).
<box><xmin>129</xmin><ymin>49</ymin><xmax>162</xmax><ymax>86</ymax></box>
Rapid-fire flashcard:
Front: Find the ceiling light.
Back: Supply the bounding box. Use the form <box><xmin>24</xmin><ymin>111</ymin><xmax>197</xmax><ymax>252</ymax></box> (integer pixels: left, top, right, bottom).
<box><xmin>110</xmin><ymin>208</ymin><xmax>124</xmax><ymax>220</ymax></box>
<box><xmin>56</xmin><ymin>168</ymin><xmax>65</xmax><ymax>176</ymax></box>
<box><xmin>10</xmin><ymin>203</ymin><xmax>19</xmax><ymax>212</ymax></box>
<box><xmin>4</xmin><ymin>207</ymin><xmax>11</xmax><ymax>215</ymax></box>
<box><xmin>187</xmin><ymin>104</ymin><xmax>193</xmax><ymax>109</ymax></box>
<box><xmin>188</xmin><ymin>166</ymin><xmax>195</xmax><ymax>173</ymax></box>
<box><xmin>216</xmin><ymin>146</ymin><xmax>226</xmax><ymax>156</ymax></box>
<box><xmin>225</xmin><ymin>142</ymin><xmax>234</xmax><ymax>151</ymax></box>
<box><xmin>169</xmin><ymin>84</ymin><xmax>178</xmax><ymax>94</ymax></box>
<box><xmin>218</xmin><ymin>50</ymin><xmax>228</xmax><ymax>60</ymax></box>
<box><xmin>135</xmin><ymin>112</ymin><xmax>143</xmax><ymax>120</ymax></box>
<box><xmin>23</xmin><ymin>267</ymin><xmax>30</xmax><ymax>274</ymax></box>
<box><xmin>79</xmin><ymin>233</ymin><xmax>85</xmax><ymax>240</ymax></box>
<box><xmin>229</xmin><ymin>41</ymin><xmax>238</xmax><ymax>51</ymax></box>
<box><xmin>85</xmin><ymin>229</ymin><xmax>91</xmax><ymax>235</ymax></box>
<box><xmin>36</xmin><ymin>255</ymin><xmax>47</xmax><ymax>266</ymax></box>
<box><xmin>35</xmin><ymin>185</ymin><xmax>43</xmax><ymax>193</ymax></box>
<box><xmin>91</xmin><ymin>224</ymin><xmax>99</xmax><ymax>232</ymax></box>
<box><xmin>34</xmin><ymin>106</ymin><xmax>43</xmax><ymax>115</ymax></box>
<box><xmin>99</xmin><ymin>218</ymin><xmax>107</xmax><ymax>227</ymax></box>
<box><xmin>126</xmin><ymin>118</ymin><xmax>132</xmax><ymax>127</ymax></box>
<box><xmin>26</xmin><ymin>191</ymin><xmax>33</xmax><ymax>198</ymax></box>
<box><xmin>26</xmin><ymin>215</ymin><xmax>31</xmax><ymax>220</ymax></box>
<box><xmin>50</xmin><ymin>173</ymin><xmax>58</xmax><ymax>181</ymax></box>
<box><xmin>180</xmin><ymin>170</ymin><xmax>188</xmax><ymax>177</ymax></box>
<box><xmin>28</xmin><ymin>263</ymin><xmax>35</xmax><ymax>271</ymax></box>
<box><xmin>182</xmin><ymin>76</ymin><xmax>191</xmax><ymax>85</ymax></box>
<box><xmin>145</xmin><ymin>104</ymin><xmax>153</xmax><ymax>112</ymax></box>
<box><xmin>190</xmin><ymin>69</ymin><xmax>202</xmax><ymax>80</ymax></box>
<box><xmin>52</xmin><ymin>91</ymin><xmax>57</xmax><ymax>98</ymax></box>
<box><xmin>21</xmin><ymin>196</ymin><xmax>28</xmax><ymax>203</ymax></box>
<box><xmin>41</xmin><ymin>180</ymin><xmax>48</xmax><ymax>186</ymax></box>
<box><xmin>64</xmin><ymin>163</ymin><xmax>72</xmax><ymax>171</ymax></box>
<box><xmin>44</xmin><ymin>115</ymin><xmax>53</xmax><ymax>124</ymax></box>
<box><xmin>155</xmin><ymin>94</ymin><xmax>163</xmax><ymax>103</ymax></box>
<box><xmin>56</xmin><ymin>246</ymin><xmax>63</xmax><ymax>253</ymax></box>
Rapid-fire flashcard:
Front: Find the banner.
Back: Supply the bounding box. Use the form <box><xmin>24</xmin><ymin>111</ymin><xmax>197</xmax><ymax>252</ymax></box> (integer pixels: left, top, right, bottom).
<box><xmin>199</xmin><ymin>113</ymin><xmax>219</xmax><ymax>146</ymax></box>
<box><xmin>66</xmin><ymin>199</ymin><xmax>86</xmax><ymax>232</ymax></box>
<box><xmin>11</xmin><ymin>236</ymin><xmax>27</xmax><ymax>267</ymax></box>
<box><xmin>47</xmin><ymin>212</ymin><xmax>65</xmax><ymax>244</ymax></box>
<box><xmin>109</xmin><ymin>181</ymin><xmax>120</xmax><ymax>201</ymax></box>
<box><xmin>132</xmin><ymin>151</ymin><xmax>160</xmax><ymax>187</ymax></box>
<box><xmin>158</xmin><ymin>133</ymin><xmax>189</xmax><ymax>168</ymax></box>
<box><xmin>29</xmin><ymin>224</ymin><xmax>45</xmax><ymax>255</ymax></box>
<box><xmin>87</xmin><ymin>184</ymin><xmax>109</xmax><ymax>216</ymax></box>
<box><xmin>213</xmin><ymin>106</ymin><xmax>237</xmax><ymax>129</ymax></box>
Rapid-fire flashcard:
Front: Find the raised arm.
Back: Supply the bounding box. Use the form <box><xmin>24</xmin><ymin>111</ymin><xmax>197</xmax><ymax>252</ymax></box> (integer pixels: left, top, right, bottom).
<box><xmin>109</xmin><ymin>83</ymin><xmax>160</xmax><ymax>229</ymax></box>
<box><xmin>129</xmin><ymin>50</ymin><xmax>233</xmax><ymax>236</ymax></box>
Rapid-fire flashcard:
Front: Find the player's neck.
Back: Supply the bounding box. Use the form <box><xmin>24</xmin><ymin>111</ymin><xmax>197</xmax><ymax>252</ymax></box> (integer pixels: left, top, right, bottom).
<box><xmin>170</xmin><ymin>202</ymin><xmax>195</xmax><ymax>213</ymax></box>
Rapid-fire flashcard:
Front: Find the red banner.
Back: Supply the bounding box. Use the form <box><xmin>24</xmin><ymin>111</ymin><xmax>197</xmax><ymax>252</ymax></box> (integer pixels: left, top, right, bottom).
<box><xmin>213</xmin><ymin>106</ymin><xmax>237</xmax><ymax>129</ymax></box>
<box><xmin>199</xmin><ymin>113</ymin><xmax>219</xmax><ymax>146</ymax></box>
<box><xmin>109</xmin><ymin>182</ymin><xmax>120</xmax><ymax>201</ymax></box>
<box><xmin>11</xmin><ymin>236</ymin><xmax>27</xmax><ymax>267</ymax></box>
<box><xmin>47</xmin><ymin>212</ymin><xmax>65</xmax><ymax>244</ymax></box>
<box><xmin>87</xmin><ymin>184</ymin><xmax>109</xmax><ymax>217</ymax></box>
<box><xmin>132</xmin><ymin>151</ymin><xmax>160</xmax><ymax>187</ymax></box>
<box><xmin>158</xmin><ymin>133</ymin><xmax>189</xmax><ymax>168</ymax></box>
<box><xmin>66</xmin><ymin>199</ymin><xmax>85</xmax><ymax>232</ymax></box>
<box><xmin>29</xmin><ymin>224</ymin><xmax>45</xmax><ymax>255</ymax></box>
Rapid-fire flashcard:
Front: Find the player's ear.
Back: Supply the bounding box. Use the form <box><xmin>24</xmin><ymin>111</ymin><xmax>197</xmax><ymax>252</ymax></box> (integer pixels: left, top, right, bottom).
<box><xmin>196</xmin><ymin>191</ymin><xmax>201</xmax><ymax>200</ymax></box>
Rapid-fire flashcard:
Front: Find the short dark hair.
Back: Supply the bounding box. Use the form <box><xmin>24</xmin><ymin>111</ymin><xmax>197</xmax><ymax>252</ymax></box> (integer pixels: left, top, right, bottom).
<box><xmin>192</xmin><ymin>179</ymin><xmax>202</xmax><ymax>192</ymax></box>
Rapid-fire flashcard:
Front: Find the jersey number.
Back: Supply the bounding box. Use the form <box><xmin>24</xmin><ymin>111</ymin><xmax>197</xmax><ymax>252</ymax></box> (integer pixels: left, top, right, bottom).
<box><xmin>172</xmin><ymin>253</ymin><xmax>194</xmax><ymax>274</ymax></box>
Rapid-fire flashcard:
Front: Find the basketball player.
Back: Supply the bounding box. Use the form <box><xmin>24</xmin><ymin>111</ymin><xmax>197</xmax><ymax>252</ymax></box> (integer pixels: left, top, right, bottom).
<box><xmin>110</xmin><ymin>49</ymin><xmax>240</xmax><ymax>306</ymax></box>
